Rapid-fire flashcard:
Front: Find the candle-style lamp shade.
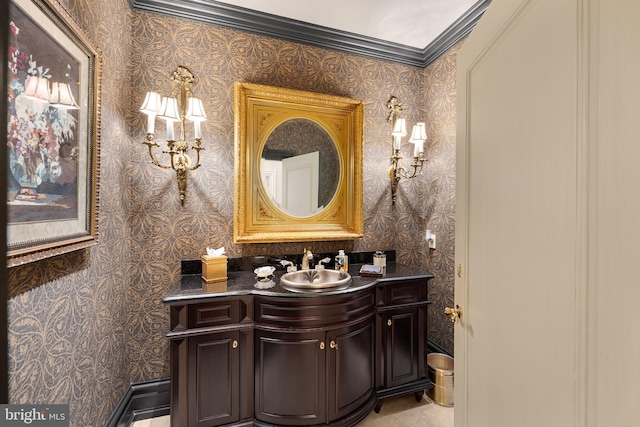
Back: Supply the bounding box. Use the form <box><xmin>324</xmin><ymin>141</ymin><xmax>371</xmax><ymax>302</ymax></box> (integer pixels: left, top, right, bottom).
<box><xmin>408</xmin><ymin>122</ymin><xmax>427</xmax><ymax>157</ymax></box>
<box><xmin>157</xmin><ymin>97</ymin><xmax>181</xmax><ymax>122</ymax></box>
<box><xmin>158</xmin><ymin>97</ymin><xmax>181</xmax><ymax>140</ymax></box>
<box><xmin>140</xmin><ymin>92</ymin><xmax>162</xmax><ymax>133</ymax></box>
<box><xmin>408</xmin><ymin>122</ymin><xmax>427</xmax><ymax>143</ymax></box>
<box><xmin>392</xmin><ymin>118</ymin><xmax>406</xmax><ymax>149</ymax></box>
<box><xmin>186</xmin><ymin>97</ymin><xmax>207</xmax><ymax>138</ymax></box>
<box><xmin>140</xmin><ymin>91</ymin><xmax>162</xmax><ymax>115</ymax></box>
<box><xmin>392</xmin><ymin>118</ymin><xmax>407</xmax><ymax>137</ymax></box>
<box><xmin>185</xmin><ymin>97</ymin><xmax>206</xmax><ymax>121</ymax></box>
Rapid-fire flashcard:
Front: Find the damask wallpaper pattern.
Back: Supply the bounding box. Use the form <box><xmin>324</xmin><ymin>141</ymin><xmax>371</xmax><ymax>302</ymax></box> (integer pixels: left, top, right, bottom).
<box><xmin>423</xmin><ymin>44</ymin><xmax>460</xmax><ymax>355</ymax></box>
<box><xmin>7</xmin><ymin>0</ymin><xmax>133</xmax><ymax>425</ymax></box>
<box><xmin>7</xmin><ymin>0</ymin><xmax>459</xmax><ymax>424</ymax></box>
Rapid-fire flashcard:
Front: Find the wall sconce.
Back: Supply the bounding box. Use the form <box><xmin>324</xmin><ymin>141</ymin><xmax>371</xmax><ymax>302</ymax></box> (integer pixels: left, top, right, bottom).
<box><xmin>386</xmin><ymin>96</ymin><xmax>427</xmax><ymax>204</ymax></box>
<box><xmin>139</xmin><ymin>66</ymin><xmax>206</xmax><ymax>206</ymax></box>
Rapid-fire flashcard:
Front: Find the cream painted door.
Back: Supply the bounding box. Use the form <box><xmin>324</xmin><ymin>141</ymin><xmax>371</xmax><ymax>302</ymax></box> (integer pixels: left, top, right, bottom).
<box><xmin>261</xmin><ymin>158</ymin><xmax>283</xmax><ymax>205</ymax></box>
<box><xmin>455</xmin><ymin>0</ymin><xmax>582</xmax><ymax>426</ymax></box>
<box><xmin>282</xmin><ymin>151</ymin><xmax>319</xmax><ymax>216</ymax></box>
<box><xmin>456</xmin><ymin>1</ymin><xmax>640</xmax><ymax>426</ymax></box>
<box><xmin>586</xmin><ymin>1</ymin><xmax>640</xmax><ymax>425</ymax></box>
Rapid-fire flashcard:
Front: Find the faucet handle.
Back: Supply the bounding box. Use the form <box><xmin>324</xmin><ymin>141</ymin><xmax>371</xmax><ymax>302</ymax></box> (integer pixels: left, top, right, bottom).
<box><xmin>316</xmin><ymin>257</ymin><xmax>332</xmax><ymax>269</ymax></box>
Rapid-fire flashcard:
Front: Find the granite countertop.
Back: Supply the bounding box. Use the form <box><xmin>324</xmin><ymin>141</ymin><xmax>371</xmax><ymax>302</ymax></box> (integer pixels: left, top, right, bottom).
<box><xmin>163</xmin><ymin>262</ymin><xmax>434</xmax><ymax>304</ymax></box>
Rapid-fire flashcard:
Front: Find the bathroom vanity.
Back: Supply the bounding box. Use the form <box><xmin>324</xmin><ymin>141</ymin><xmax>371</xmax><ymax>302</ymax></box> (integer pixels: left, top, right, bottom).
<box><xmin>163</xmin><ymin>262</ymin><xmax>433</xmax><ymax>427</ymax></box>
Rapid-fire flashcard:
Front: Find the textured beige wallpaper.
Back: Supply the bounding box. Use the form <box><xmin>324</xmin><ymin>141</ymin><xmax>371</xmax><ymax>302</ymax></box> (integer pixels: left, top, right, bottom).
<box><xmin>7</xmin><ymin>0</ymin><xmax>133</xmax><ymax>425</ymax></box>
<box><xmin>423</xmin><ymin>44</ymin><xmax>460</xmax><ymax>355</ymax></box>
<box><xmin>7</xmin><ymin>0</ymin><xmax>459</xmax><ymax>424</ymax></box>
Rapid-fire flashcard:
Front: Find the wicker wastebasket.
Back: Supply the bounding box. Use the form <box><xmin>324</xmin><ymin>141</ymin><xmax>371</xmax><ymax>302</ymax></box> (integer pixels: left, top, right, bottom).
<box><xmin>427</xmin><ymin>353</ymin><xmax>454</xmax><ymax>406</ymax></box>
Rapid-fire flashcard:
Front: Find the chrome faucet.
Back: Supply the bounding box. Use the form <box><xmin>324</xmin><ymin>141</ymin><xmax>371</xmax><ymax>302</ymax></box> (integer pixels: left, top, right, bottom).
<box><xmin>302</xmin><ymin>248</ymin><xmax>314</xmax><ymax>270</ymax></box>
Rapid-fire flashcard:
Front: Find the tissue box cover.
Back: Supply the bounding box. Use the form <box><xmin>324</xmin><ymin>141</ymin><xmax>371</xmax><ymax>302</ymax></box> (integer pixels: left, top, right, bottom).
<box><xmin>202</xmin><ymin>255</ymin><xmax>228</xmax><ymax>283</ymax></box>
<box><xmin>203</xmin><ymin>280</ymin><xmax>227</xmax><ymax>292</ymax></box>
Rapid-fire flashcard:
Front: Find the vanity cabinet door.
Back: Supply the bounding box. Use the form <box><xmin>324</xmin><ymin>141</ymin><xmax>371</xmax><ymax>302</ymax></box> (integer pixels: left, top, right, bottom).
<box><xmin>384</xmin><ymin>307</ymin><xmax>420</xmax><ymax>388</ymax></box>
<box><xmin>326</xmin><ymin>317</ymin><xmax>374</xmax><ymax>422</ymax></box>
<box><xmin>254</xmin><ymin>329</ymin><xmax>326</xmax><ymax>426</ymax></box>
<box><xmin>187</xmin><ymin>331</ymin><xmax>242</xmax><ymax>427</ymax></box>
<box><xmin>169</xmin><ymin>296</ymin><xmax>254</xmax><ymax>427</ymax></box>
<box><xmin>375</xmin><ymin>278</ymin><xmax>431</xmax><ymax>407</ymax></box>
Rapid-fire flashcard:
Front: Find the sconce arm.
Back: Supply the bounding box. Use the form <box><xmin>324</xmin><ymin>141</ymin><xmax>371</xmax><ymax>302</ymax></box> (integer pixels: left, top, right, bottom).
<box><xmin>396</xmin><ymin>159</ymin><xmax>426</xmax><ymax>180</ymax></box>
<box><xmin>389</xmin><ymin>149</ymin><xmax>427</xmax><ymax>204</ymax></box>
<box><xmin>143</xmin><ymin>133</ymin><xmax>172</xmax><ymax>169</ymax></box>
<box><xmin>187</xmin><ymin>138</ymin><xmax>205</xmax><ymax>171</ymax></box>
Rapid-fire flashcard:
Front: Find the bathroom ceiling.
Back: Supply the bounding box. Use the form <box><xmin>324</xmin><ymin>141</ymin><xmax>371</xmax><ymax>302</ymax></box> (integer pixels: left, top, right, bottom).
<box><xmin>128</xmin><ymin>0</ymin><xmax>491</xmax><ymax>67</ymax></box>
<box><xmin>215</xmin><ymin>0</ymin><xmax>480</xmax><ymax>49</ymax></box>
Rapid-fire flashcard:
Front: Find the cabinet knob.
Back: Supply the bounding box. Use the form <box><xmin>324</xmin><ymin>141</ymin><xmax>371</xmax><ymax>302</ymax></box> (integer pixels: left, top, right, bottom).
<box><xmin>387</xmin><ymin>319</ymin><xmax>392</xmax><ymax>327</ymax></box>
<box><xmin>232</xmin><ymin>340</ymin><xmax>238</xmax><ymax>349</ymax></box>
<box><xmin>330</xmin><ymin>340</ymin><xmax>338</xmax><ymax>349</ymax></box>
<box><xmin>320</xmin><ymin>342</ymin><xmax>325</xmax><ymax>350</ymax></box>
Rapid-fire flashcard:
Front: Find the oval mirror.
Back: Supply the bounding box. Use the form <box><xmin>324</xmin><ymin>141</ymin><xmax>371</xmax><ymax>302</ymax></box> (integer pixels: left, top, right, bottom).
<box><xmin>234</xmin><ymin>82</ymin><xmax>363</xmax><ymax>243</ymax></box>
<box><xmin>260</xmin><ymin>118</ymin><xmax>340</xmax><ymax>217</ymax></box>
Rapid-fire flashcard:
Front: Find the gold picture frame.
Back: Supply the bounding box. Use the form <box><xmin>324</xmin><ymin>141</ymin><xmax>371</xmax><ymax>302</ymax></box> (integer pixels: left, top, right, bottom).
<box><xmin>7</xmin><ymin>0</ymin><xmax>101</xmax><ymax>267</ymax></box>
<box><xmin>234</xmin><ymin>82</ymin><xmax>363</xmax><ymax>243</ymax></box>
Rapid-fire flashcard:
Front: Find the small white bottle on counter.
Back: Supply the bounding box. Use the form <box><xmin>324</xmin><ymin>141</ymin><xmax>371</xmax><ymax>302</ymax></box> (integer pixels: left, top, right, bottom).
<box><xmin>335</xmin><ymin>250</ymin><xmax>348</xmax><ymax>272</ymax></box>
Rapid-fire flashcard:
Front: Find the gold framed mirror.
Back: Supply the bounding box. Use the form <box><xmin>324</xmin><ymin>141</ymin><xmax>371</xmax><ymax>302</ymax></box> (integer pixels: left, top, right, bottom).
<box><xmin>234</xmin><ymin>82</ymin><xmax>363</xmax><ymax>243</ymax></box>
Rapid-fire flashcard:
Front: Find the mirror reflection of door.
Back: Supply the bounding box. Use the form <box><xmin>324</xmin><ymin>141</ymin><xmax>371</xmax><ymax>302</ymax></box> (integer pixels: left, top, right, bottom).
<box><xmin>260</xmin><ymin>152</ymin><xmax>320</xmax><ymax>216</ymax></box>
<box><xmin>260</xmin><ymin>158</ymin><xmax>282</xmax><ymax>205</ymax></box>
<box><xmin>260</xmin><ymin>118</ymin><xmax>339</xmax><ymax>217</ymax></box>
<box><xmin>282</xmin><ymin>151</ymin><xmax>319</xmax><ymax>216</ymax></box>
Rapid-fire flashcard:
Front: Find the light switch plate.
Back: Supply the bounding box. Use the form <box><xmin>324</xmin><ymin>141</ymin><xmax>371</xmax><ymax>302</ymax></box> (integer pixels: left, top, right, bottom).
<box><xmin>426</xmin><ymin>230</ymin><xmax>436</xmax><ymax>249</ymax></box>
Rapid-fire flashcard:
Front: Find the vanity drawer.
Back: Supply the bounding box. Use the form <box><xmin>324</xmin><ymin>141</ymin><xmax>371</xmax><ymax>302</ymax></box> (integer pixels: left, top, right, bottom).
<box><xmin>168</xmin><ymin>297</ymin><xmax>253</xmax><ymax>331</ymax></box>
<box><xmin>378</xmin><ymin>279</ymin><xmax>428</xmax><ymax>306</ymax></box>
<box><xmin>255</xmin><ymin>288</ymin><xmax>374</xmax><ymax>328</ymax></box>
<box><xmin>189</xmin><ymin>300</ymin><xmax>240</xmax><ymax>328</ymax></box>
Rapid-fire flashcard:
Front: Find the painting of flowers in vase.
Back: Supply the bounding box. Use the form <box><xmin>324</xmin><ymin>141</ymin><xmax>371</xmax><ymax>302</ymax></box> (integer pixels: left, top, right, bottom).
<box><xmin>7</xmin><ymin>3</ymin><xmax>81</xmax><ymax>223</ymax></box>
<box><xmin>7</xmin><ymin>0</ymin><xmax>100</xmax><ymax>266</ymax></box>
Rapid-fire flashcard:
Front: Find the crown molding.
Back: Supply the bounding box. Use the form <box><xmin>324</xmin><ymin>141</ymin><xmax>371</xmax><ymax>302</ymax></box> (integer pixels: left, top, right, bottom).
<box><xmin>129</xmin><ymin>0</ymin><xmax>491</xmax><ymax>68</ymax></box>
<box><xmin>420</xmin><ymin>0</ymin><xmax>492</xmax><ymax>67</ymax></box>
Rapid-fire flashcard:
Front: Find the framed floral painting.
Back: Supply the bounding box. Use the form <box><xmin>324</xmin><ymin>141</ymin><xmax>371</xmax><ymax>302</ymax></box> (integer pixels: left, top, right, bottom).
<box><xmin>7</xmin><ymin>0</ymin><xmax>101</xmax><ymax>266</ymax></box>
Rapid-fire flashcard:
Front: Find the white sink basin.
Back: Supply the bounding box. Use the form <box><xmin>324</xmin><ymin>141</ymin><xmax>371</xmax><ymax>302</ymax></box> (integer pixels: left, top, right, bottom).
<box><xmin>280</xmin><ymin>269</ymin><xmax>351</xmax><ymax>293</ymax></box>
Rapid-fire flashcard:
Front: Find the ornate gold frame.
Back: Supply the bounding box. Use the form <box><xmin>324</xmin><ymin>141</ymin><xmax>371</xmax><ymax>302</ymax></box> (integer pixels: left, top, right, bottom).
<box><xmin>234</xmin><ymin>82</ymin><xmax>363</xmax><ymax>243</ymax></box>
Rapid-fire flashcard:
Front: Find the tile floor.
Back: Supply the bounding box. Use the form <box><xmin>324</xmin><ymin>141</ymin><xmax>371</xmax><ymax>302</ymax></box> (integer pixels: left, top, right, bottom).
<box><xmin>131</xmin><ymin>393</ymin><xmax>453</xmax><ymax>427</ymax></box>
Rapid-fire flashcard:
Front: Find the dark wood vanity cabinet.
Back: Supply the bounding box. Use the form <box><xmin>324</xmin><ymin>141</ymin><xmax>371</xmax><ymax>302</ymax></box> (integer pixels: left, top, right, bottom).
<box><xmin>167</xmin><ymin>297</ymin><xmax>254</xmax><ymax>427</ymax></box>
<box><xmin>253</xmin><ymin>289</ymin><xmax>376</xmax><ymax>426</ymax></box>
<box><xmin>375</xmin><ymin>278</ymin><xmax>432</xmax><ymax>406</ymax></box>
<box><xmin>166</xmin><ymin>269</ymin><xmax>433</xmax><ymax>427</ymax></box>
